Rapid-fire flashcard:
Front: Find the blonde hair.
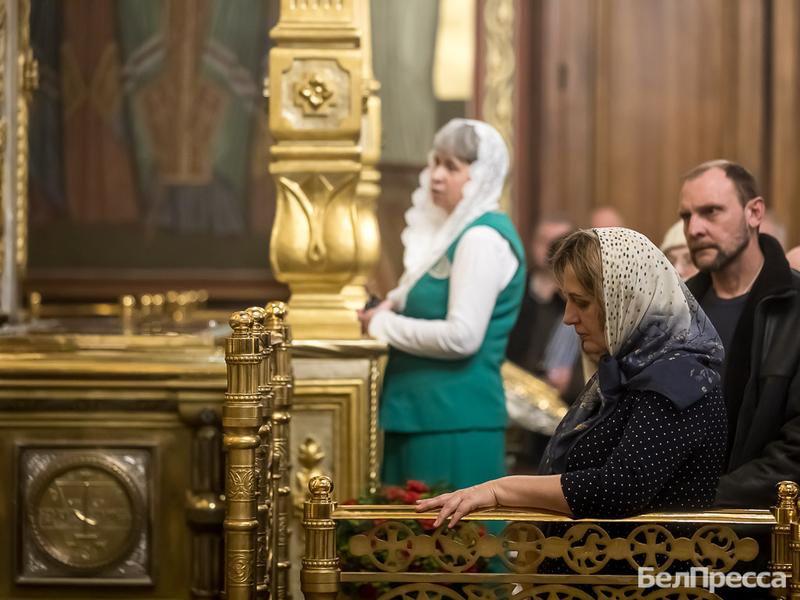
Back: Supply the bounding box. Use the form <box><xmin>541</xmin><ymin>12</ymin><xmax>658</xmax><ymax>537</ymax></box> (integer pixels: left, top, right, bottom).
<box><xmin>550</xmin><ymin>229</ymin><xmax>606</xmax><ymax>326</ymax></box>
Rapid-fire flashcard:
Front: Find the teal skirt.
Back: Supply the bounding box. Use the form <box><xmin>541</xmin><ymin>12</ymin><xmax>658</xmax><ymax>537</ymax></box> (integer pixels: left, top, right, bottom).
<box><xmin>382</xmin><ymin>429</ymin><xmax>506</xmax><ymax>490</ymax></box>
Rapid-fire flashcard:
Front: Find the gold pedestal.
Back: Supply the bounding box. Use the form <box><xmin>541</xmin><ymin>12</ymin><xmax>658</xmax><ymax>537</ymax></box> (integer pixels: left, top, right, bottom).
<box><xmin>268</xmin><ymin>0</ymin><xmax>381</xmax><ymax>339</ymax></box>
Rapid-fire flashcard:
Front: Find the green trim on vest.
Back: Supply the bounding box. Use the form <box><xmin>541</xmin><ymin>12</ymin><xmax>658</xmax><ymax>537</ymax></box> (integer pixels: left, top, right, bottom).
<box><xmin>380</xmin><ymin>212</ymin><xmax>526</xmax><ymax>433</ymax></box>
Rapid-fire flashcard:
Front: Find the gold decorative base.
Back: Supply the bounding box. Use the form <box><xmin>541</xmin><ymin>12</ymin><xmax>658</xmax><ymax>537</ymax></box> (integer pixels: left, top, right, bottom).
<box><xmin>340</xmin><ymin>284</ymin><xmax>369</xmax><ymax>312</ymax></box>
<box><xmin>288</xmin><ymin>292</ymin><xmax>362</xmax><ymax>339</ymax></box>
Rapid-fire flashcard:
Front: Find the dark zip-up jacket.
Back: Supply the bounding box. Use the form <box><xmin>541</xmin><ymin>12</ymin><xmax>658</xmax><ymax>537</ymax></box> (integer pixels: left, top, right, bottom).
<box><xmin>686</xmin><ymin>234</ymin><xmax>800</xmax><ymax>507</ymax></box>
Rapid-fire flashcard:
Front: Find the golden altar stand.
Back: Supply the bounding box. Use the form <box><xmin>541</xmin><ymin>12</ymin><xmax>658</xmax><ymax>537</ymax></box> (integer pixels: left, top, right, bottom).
<box><xmin>0</xmin><ymin>311</ymin><xmax>383</xmax><ymax>599</ymax></box>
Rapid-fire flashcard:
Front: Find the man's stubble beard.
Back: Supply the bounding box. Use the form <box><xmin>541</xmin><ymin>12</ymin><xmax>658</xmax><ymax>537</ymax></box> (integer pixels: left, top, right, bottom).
<box><xmin>692</xmin><ymin>224</ymin><xmax>751</xmax><ymax>273</ymax></box>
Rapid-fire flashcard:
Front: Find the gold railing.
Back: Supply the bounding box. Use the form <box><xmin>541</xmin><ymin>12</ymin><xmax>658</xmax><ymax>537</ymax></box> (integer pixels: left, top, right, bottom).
<box><xmin>223</xmin><ymin>302</ymin><xmax>293</xmax><ymax>600</ymax></box>
<box><xmin>302</xmin><ymin>476</ymin><xmax>800</xmax><ymax>600</ymax></box>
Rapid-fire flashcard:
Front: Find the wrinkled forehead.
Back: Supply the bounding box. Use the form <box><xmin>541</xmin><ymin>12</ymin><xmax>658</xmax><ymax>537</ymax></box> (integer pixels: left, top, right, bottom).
<box><xmin>679</xmin><ymin>168</ymin><xmax>741</xmax><ymax>208</ymax></box>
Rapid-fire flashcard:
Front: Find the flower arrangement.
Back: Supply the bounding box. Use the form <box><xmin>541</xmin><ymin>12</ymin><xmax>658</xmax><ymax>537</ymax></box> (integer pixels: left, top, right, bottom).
<box><xmin>338</xmin><ymin>480</ymin><xmax>489</xmax><ymax>599</ymax></box>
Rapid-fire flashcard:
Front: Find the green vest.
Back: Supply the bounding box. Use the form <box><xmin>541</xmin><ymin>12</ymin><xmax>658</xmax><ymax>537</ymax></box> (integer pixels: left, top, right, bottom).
<box><xmin>380</xmin><ymin>212</ymin><xmax>526</xmax><ymax>433</ymax></box>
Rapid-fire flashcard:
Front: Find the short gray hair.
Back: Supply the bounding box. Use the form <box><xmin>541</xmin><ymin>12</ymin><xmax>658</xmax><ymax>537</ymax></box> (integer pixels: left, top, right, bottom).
<box><xmin>432</xmin><ymin>122</ymin><xmax>479</xmax><ymax>164</ymax></box>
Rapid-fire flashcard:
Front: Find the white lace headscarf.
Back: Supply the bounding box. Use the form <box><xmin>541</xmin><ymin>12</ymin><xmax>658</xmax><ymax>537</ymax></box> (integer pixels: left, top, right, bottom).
<box><xmin>387</xmin><ymin>119</ymin><xmax>509</xmax><ymax>309</ymax></box>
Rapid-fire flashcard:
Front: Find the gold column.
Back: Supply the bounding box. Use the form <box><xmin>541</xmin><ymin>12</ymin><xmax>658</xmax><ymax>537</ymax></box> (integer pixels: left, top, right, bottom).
<box><xmin>246</xmin><ymin>306</ymin><xmax>272</xmax><ymax>597</ymax></box>
<box><xmin>300</xmin><ymin>475</ymin><xmax>340</xmax><ymax>600</ymax></box>
<box><xmin>268</xmin><ymin>0</ymin><xmax>380</xmax><ymax>338</ymax></box>
<box><xmin>342</xmin><ymin>0</ymin><xmax>381</xmax><ymax>311</ymax></box>
<box><xmin>0</xmin><ymin>2</ymin><xmax>6</xmax><ymax>285</ymax></box>
<box><xmin>481</xmin><ymin>0</ymin><xmax>514</xmax><ymax>213</ymax></box>
<box><xmin>15</xmin><ymin>0</ymin><xmax>35</xmax><ymax>276</ymax></box>
<box><xmin>792</xmin><ymin>495</ymin><xmax>800</xmax><ymax>600</ymax></box>
<box><xmin>223</xmin><ymin>311</ymin><xmax>260</xmax><ymax>600</ymax></box>
<box><xmin>266</xmin><ymin>301</ymin><xmax>293</xmax><ymax>600</ymax></box>
<box><xmin>771</xmin><ymin>481</ymin><xmax>798</xmax><ymax>598</ymax></box>
<box><xmin>182</xmin><ymin>404</ymin><xmax>224</xmax><ymax>598</ymax></box>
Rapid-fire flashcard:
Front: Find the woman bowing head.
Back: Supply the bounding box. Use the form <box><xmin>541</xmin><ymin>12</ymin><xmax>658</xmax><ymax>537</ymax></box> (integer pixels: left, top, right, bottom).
<box><xmin>417</xmin><ymin>227</ymin><xmax>726</xmax><ymax>525</ymax></box>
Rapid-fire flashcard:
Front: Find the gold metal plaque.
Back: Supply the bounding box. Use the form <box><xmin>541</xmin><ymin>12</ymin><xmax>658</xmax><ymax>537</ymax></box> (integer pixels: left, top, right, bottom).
<box><xmin>18</xmin><ymin>448</ymin><xmax>151</xmax><ymax>584</ymax></box>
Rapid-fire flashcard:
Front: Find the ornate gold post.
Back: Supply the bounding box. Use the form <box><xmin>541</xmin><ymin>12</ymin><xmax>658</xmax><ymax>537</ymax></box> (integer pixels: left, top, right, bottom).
<box><xmin>791</xmin><ymin>493</ymin><xmax>800</xmax><ymax>600</ymax></box>
<box><xmin>223</xmin><ymin>311</ymin><xmax>261</xmax><ymax>600</ymax></box>
<box><xmin>268</xmin><ymin>0</ymin><xmax>380</xmax><ymax>338</ymax></box>
<box><xmin>300</xmin><ymin>476</ymin><xmax>340</xmax><ymax>600</ymax></box>
<box><xmin>0</xmin><ymin>1</ymin><xmax>5</xmax><ymax>289</ymax></box>
<box><xmin>0</xmin><ymin>0</ymin><xmax>36</xmax><ymax>319</ymax></box>
<box><xmin>15</xmin><ymin>0</ymin><xmax>35</xmax><ymax>276</ymax></box>
<box><xmin>772</xmin><ymin>481</ymin><xmax>798</xmax><ymax>599</ymax></box>
<box><xmin>266</xmin><ymin>301</ymin><xmax>293</xmax><ymax>600</ymax></box>
<box><xmin>182</xmin><ymin>404</ymin><xmax>224</xmax><ymax>599</ymax></box>
<box><xmin>481</xmin><ymin>0</ymin><xmax>514</xmax><ymax>213</ymax></box>
<box><xmin>246</xmin><ymin>306</ymin><xmax>272</xmax><ymax>597</ymax></box>
<box><xmin>341</xmin><ymin>0</ymin><xmax>381</xmax><ymax>311</ymax></box>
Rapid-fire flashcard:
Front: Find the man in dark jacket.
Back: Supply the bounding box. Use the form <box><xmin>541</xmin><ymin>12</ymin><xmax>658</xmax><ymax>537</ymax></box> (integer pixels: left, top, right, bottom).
<box><xmin>679</xmin><ymin>159</ymin><xmax>800</xmax><ymax>508</ymax></box>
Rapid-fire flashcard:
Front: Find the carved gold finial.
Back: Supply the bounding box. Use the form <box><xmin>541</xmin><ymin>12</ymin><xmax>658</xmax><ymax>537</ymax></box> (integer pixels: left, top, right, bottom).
<box><xmin>247</xmin><ymin>306</ymin><xmax>267</xmax><ymax>329</ymax></box>
<box><xmin>229</xmin><ymin>310</ymin><xmax>253</xmax><ymax>333</ymax></box>
<box><xmin>777</xmin><ymin>481</ymin><xmax>799</xmax><ymax>506</ymax></box>
<box><xmin>28</xmin><ymin>291</ymin><xmax>41</xmax><ymax>320</ymax></box>
<box><xmin>265</xmin><ymin>301</ymin><xmax>288</xmax><ymax>324</ymax></box>
<box><xmin>308</xmin><ymin>475</ymin><xmax>333</xmax><ymax>500</ymax></box>
<box><xmin>120</xmin><ymin>294</ymin><xmax>136</xmax><ymax>309</ymax></box>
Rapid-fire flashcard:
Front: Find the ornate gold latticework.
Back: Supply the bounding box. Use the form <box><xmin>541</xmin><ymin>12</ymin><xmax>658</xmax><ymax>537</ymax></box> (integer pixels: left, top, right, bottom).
<box><xmin>364</xmin><ymin>583</ymin><xmax>726</xmax><ymax>600</ymax></box>
<box><xmin>299</xmin><ymin>477</ymin><xmax>799</xmax><ymax>600</ymax></box>
<box><xmin>346</xmin><ymin>521</ymin><xmax>758</xmax><ymax>575</ymax></box>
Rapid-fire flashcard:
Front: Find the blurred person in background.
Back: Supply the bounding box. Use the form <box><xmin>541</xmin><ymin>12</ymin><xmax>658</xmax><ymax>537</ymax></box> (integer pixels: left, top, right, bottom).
<box><xmin>506</xmin><ymin>216</ymin><xmax>582</xmax><ymax>472</ymax></box>
<box><xmin>590</xmin><ymin>205</ymin><xmax>625</xmax><ymax>228</ymax></box>
<box><xmin>787</xmin><ymin>245</ymin><xmax>800</xmax><ymax>271</ymax></box>
<box><xmin>661</xmin><ymin>220</ymin><xmax>699</xmax><ymax>280</ymax></box>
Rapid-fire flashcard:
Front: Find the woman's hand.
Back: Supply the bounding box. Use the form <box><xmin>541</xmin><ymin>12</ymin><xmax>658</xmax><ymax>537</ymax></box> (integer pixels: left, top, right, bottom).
<box><xmin>357</xmin><ymin>299</ymin><xmax>395</xmax><ymax>335</ymax></box>
<box><xmin>415</xmin><ymin>482</ymin><xmax>499</xmax><ymax>528</ymax></box>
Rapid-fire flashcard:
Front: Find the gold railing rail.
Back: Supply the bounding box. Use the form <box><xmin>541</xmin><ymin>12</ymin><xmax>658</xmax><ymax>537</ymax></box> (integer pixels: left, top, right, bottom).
<box><xmin>223</xmin><ymin>302</ymin><xmax>292</xmax><ymax>600</ymax></box>
<box><xmin>302</xmin><ymin>476</ymin><xmax>800</xmax><ymax>600</ymax></box>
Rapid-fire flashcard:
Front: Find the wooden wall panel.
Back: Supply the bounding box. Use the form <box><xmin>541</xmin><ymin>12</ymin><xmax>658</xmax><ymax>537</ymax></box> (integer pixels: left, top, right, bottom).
<box><xmin>593</xmin><ymin>0</ymin><xmax>766</xmax><ymax>241</ymax></box>
<box><xmin>525</xmin><ymin>0</ymin><xmax>784</xmax><ymax>245</ymax></box>
<box><xmin>770</xmin><ymin>0</ymin><xmax>800</xmax><ymax>248</ymax></box>
<box><xmin>535</xmin><ymin>0</ymin><xmax>596</xmax><ymax>225</ymax></box>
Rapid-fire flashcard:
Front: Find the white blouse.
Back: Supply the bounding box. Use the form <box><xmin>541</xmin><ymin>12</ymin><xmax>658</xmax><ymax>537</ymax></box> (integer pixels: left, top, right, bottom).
<box><xmin>369</xmin><ymin>226</ymin><xmax>519</xmax><ymax>359</ymax></box>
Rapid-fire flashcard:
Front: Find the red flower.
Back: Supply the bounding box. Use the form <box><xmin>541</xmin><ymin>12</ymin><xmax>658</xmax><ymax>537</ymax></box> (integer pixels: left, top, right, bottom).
<box><xmin>384</xmin><ymin>486</ymin><xmax>406</xmax><ymax>501</ymax></box>
<box><xmin>341</xmin><ymin>498</ymin><xmax>358</xmax><ymax>505</ymax></box>
<box><xmin>417</xmin><ymin>518</ymin><xmax>437</xmax><ymax>531</ymax></box>
<box><xmin>406</xmin><ymin>480</ymin><xmax>429</xmax><ymax>493</ymax></box>
<box><xmin>358</xmin><ymin>583</ymin><xmax>378</xmax><ymax>599</ymax></box>
<box><xmin>403</xmin><ymin>490</ymin><xmax>421</xmax><ymax>504</ymax></box>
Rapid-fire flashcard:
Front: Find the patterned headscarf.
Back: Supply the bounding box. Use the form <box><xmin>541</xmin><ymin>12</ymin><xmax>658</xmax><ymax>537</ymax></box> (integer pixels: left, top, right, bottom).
<box><xmin>541</xmin><ymin>227</ymin><xmax>724</xmax><ymax>474</ymax></box>
<box><xmin>387</xmin><ymin>119</ymin><xmax>509</xmax><ymax>310</ymax></box>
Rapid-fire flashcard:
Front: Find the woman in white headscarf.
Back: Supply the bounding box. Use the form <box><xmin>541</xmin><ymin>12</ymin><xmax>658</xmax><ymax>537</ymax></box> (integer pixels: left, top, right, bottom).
<box><xmin>417</xmin><ymin>228</ymin><xmax>727</xmax><ymax>522</ymax></box>
<box><xmin>661</xmin><ymin>220</ymin><xmax>698</xmax><ymax>281</ymax></box>
<box><xmin>358</xmin><ymin>119</ymin><xmax>526</xmax><ymax>489</ymax></box>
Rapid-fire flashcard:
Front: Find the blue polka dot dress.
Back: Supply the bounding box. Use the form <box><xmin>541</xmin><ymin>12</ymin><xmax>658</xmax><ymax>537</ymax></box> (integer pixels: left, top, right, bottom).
<box><xmin>561</xmin><ymin>387</ymin><xmax>727</xmax><ymax>518</ymax></box>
